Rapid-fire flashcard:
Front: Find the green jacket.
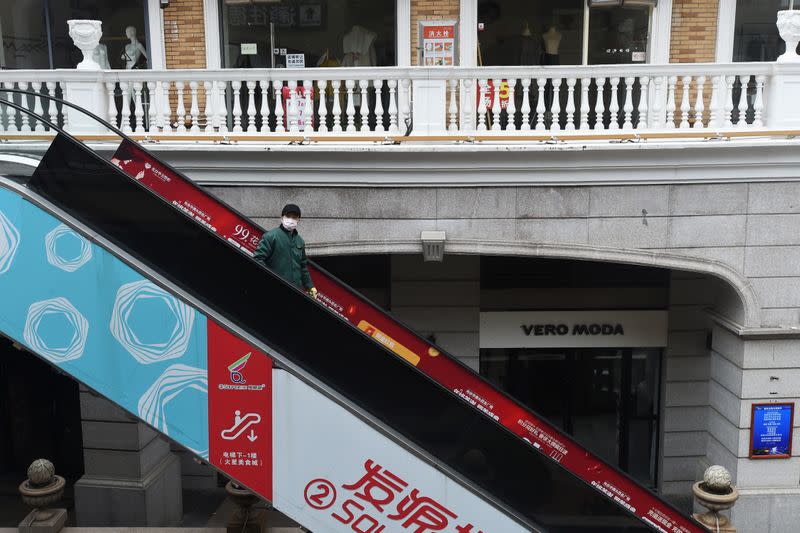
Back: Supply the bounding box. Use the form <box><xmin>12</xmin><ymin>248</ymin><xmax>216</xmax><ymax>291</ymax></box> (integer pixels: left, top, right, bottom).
<box><xmin>253</xmin><ymin>226</ymin><xmax>314</xmax><ymax>290</ymax></box>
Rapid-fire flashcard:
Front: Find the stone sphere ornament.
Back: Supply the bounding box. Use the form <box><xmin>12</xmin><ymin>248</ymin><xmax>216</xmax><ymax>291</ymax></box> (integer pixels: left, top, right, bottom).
<box><xmin>777</xmin><ymin>10</ymin><xmax>800</xmax><ymax>63</ymax></box>
<box><xmin>67</xmin><ymin>19</ymin><xmax>103</xmax><ymax>70</ymax></box>
<box><xmin>703</xmin><ymin>464</ymin><xmax>733</xmax><ymax>493</ymax></box>
<box><xmin>27</xmin><ymin>459</ymin><xmax>56</xmax><ymax>487</ymax></box>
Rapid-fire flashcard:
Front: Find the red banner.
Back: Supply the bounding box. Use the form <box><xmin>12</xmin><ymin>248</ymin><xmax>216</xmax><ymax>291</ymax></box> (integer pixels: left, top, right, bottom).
<box><xmin>208</xmin><ymin>320</ymin><xmax>272</xmax><ymax>500</ymax></box>
<box><xmin>112</xmin><ymin>140</ymin><xmax>701</xmax><ymax>532</ymax></box>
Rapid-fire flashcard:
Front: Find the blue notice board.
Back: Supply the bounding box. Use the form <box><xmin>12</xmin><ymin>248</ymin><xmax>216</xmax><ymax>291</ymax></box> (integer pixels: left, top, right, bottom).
<box><xmin>750</xmin><ymin>403</ymin><xmax>794</xmax><ymax>459</ymax></box>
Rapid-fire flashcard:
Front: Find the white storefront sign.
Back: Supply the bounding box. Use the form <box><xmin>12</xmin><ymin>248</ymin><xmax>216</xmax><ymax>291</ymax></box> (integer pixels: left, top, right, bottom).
<box><xmin>480</xmin><ymin>310</ymin><xmax>668</xmax><ymax>348</ymax></box>
<box><xmin>272</xmin><ymin>371</ymin><xmax>529</xmax><ymax>533</ymax></box>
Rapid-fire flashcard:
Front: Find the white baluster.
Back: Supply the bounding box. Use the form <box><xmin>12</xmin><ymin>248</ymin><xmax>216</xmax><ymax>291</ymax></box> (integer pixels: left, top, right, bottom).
<box><xmin>231</xmin><ymin>81</ymin><xmax>242</xmax><ymax>132</ymax></box>
<box><xmin>343</xmin><ymin>79</ymin><xmax>355</xmax><ymax>132</ymax></box>
<box><xmin>286</xmin><ymin>80</ymin><xmax>299</xmax><ymax>132</ymax></box>
<box><xmin>256</xmin><ymin>80</ymin><xmax>268</xmax><ymax>132</ymax></box>
<box><xmin>476</xmin><ymin>79</ymin><xmax>488</xmax><ymax>131</ymax></box>
<box><xmin>448</xmin><ymin>78</ymin><xmax>459</xmax><ymax>132</ymax></box>
<box><xmin>724</xmin><ymin>75</ymin><xmax>735</xmax><ymax>128</ymax></box>
<box><xmin>579</xmin><ymin>78</ymin><xmax>591</xmax><ymax>131</ymax></box>
<box><xmin>187</xmin><ymin>81</ymin><xmax>199</xmax><ymax>132</ymax></box>
<box><xmin>373</xmin><ymin>79</ymin><xmax>385</xmax><ymax>132</ymax></box>
<box><xmin>104</xmin><ymin>82</ymin><xmax>117</xmax><ymax>129</ymax></box>
<box><xmin>45</xmin><ymin>81</ymin><xmax>58</xmax><ymax>130</ymax></box>
<box><xmin>273</xmin><ymin>80</ymin><xmax>285</xmax><ymax>133</ymax></box>
<box><xmin>665</xmin><ymin>76</ymin><xmax>677</xmax><ymax>129</ymax></box>
<box><xmin>549</xmin><ymin>78</ymin><xmax>562</xmax><ymax>130</ymax></box>
<box><xmin>490</xmin><ymin>79</ymin><xmax>502</xmax><ymax>131</ymax></box>
<box><xmin>460</xmin><ymin>78</ymin><xmax>474</xmax><ymax>132</ymax></box>
<box><xmin>31</xmin><ymin>82</ymin><xmax>44</xmax><ymax>131</ymax></box>
<box><xmin>315</xmin><ymin>80</ymin><xmax>328</xmax><ymax>133</ymax></box>
<box><xmin>650</xmin><ymin>77</ymin><xmax>664</xmax><ymax>129</ymax></box>
<box><xmin>331</xmin><ymin>80</ymin><xmax>343</xmax><ymax>132</ymax></box>
<box><xmin>591</xmin><ymin>78</ymin><xmax>605</xmax><ymax>130</ymax></box>
<box><xmin>161</xmin><ymin>81</ymin><xmax>172</xmax><ymax>133</ymax></box>
<box><xmin>21</xmin><ymin>83</ymin><xmax>35</xmax><ymax>132</ymax></box>
<box><xmin>304</xmin><ymin>80</ymin><xmax>315</xmax><ymax>132</ymax></box>
<box><xmin>621</xmin><ymin>77</ymin><xmax>634</xmax><ymax>130</ymax></box>
<box><xmin>399</xmin><ymin>79</ymin><xmax>411</xmax><ymax>134</ymax></box>
<box><xmin>120</xmin><ymin>82</ymin><xmax>131</xmax><ymax>133</ymax></box>
<box><xmin>133</xmin><ymin>82</ymin><xmax>144</xmax><ymax>133</ymax></box>
<box><xmin>174</xmin><ymin>81</ymin><xmax>186</xmax><ymax>133</ymax></box>
<box><xmin>0</xmin><ymin>83</ymin><xmax>9</xmax><ymax>132</ymax></box>
<box><xmin>608</xmin><ymin>77</ymin><xmax>620</xmax><ymax>130</ymax></box>
<box><xmin>753</xmin><ymin>74</ymin><xmax>765</xmax><ymax>128</ymax></box>
<box><xmin>738</xmin><ymin>74</ymin><xmax>750</xmax><ymax>128</ymax></box>
<box><xmin>520</xmin><ymin>78</ymin><xmax>532</xmax><ymax>131</ymax></box>
<box><xmin>202</xmin><ymin>81</ymin><xmax>213</xmax><ymax>132</ymax></box>
<box><xmin>216</xmin><ymin>81</ymin><xmax>228</xmax><ymax>133</ymax></box>
<box><xmin>534</xmin><ymin>78</ymin><xmax>546</xmax><ymax>131</ymax></box>
<box><xmin>386</xmin><ymin>79</ymin><xmax>398</xmax><ymax>133</ymax></box>
<box><xmin>565</xmin><ymin>77</ymin><xmax>577</xmax><ymax>131</ymax></box>
<box><xmin>638</xmin><ymin>76</ymin><xmax>649</xmax><ymax>130</ymax></box>
<box><xmin>679</xmin><ymin>76</ymin><xmax>691</xmax><ymax>129</ymax></box>
<box><xmin>694</xmin><ymin>76</ymin><xmax>706</xmax><ymax>128</ymax></box>
<box><xmin>357</xmin><ymin>79</ymin><xmax>368</xmax><ymax>132</ymax></box>
<box><xmin>505</xmin><ymin>79</ymin><xmax>517</xmax><ymax>130</ymax></box>
<box><xmin>146</xmin><ymin>82</ymin><xmax>156</xmax><ymax>132</ymax></box>
<box><xmin>709</xmin><ymin>76</ymin><xmax>722</xmax><ymax>129</ymax></box>
<box><xmin>241</xmin><ymin>80</ymin><xmax>253</xmax><ymax>132</ymax></box>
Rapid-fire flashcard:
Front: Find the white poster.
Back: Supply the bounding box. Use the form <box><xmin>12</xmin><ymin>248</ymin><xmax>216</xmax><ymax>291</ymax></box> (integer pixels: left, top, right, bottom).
<box><xmin>480</xmin><ymin>310</ymin><xmax>668</xmax><ymax>349</ymax></box>
<box><xmin>272</xmin><ymin>371</ymin><xmax>530</xmax><ymax>533</ymax></box>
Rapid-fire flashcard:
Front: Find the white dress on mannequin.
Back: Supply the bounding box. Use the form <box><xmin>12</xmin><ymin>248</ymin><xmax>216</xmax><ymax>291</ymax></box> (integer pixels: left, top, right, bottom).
<box><xmin>341</xmin><ymin>25</ymin><xmax>377</xmax><ymax>67</ymax></box>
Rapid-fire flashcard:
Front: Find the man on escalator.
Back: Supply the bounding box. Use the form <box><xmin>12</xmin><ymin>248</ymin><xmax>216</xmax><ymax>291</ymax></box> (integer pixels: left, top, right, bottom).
<box><xmin>253</xmin><ymin>204</ymin><xmax>317</xmax><ymax>300</ymax></box>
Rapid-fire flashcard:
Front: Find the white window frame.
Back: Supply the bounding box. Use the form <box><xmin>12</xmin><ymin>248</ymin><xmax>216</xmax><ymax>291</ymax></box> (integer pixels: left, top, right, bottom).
<box><xmin>460</xmin><ymin>0</ymin><xmax>672</xmax><ymax>66</ymax></box>
<box><xmin>716</xmin><ymin>0</ymin><xmax>736</xmax><ymax>62</ymax></box>
<box><xmin>146</xmin><ymin>0</ymin><xmax>166</xmax><ymax>69</ymax></box>
<box><xmin>205</xmin><ymin>0</ymin><xmax>409</xmax><ymax>69</ymax></box>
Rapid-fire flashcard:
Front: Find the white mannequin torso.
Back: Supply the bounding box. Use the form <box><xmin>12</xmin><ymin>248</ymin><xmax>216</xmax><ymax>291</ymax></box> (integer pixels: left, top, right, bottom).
<box><xmin>542</xmin><ymin>27</ymin><xmax>562</xmax><ymax>55</ymax></box>
<box><xmin>341</xmin><ymin>25</ymin><xmax>377</xmax><ymax>67</ymax></box>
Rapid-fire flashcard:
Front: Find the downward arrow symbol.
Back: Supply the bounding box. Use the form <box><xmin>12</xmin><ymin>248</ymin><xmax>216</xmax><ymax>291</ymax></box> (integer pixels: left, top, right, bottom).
<box><xmin>247</xmin><ymin>429</ymin><xmax>257</xmax><ymax>442</ymax></box>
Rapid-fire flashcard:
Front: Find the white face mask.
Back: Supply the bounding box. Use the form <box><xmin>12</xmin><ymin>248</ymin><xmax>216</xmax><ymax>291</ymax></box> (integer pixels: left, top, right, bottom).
<box><xmin>281</xmin><ymin>216</ymin><xmax>298</xmax><ymax>231</ymax></box>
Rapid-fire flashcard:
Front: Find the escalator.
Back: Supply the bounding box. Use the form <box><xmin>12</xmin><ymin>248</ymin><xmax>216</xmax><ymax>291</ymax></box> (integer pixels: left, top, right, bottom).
<box><xmin>0</xmin><ymin>92</ymin><xmax>704</xmax><ymax>532</ymax></box>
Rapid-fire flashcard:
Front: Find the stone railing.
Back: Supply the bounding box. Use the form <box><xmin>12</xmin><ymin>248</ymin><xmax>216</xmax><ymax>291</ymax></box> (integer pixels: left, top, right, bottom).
<box><xmin>1</xmin><ymin>63</ymin><xmax>799</xmax><ymax>140</ymax></box>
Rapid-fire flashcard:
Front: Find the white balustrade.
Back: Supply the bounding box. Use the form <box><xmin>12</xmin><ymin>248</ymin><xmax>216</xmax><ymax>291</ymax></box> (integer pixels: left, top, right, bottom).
<box><xmin>0</xmin><ymin>63</ymin><xmax>784</xmax><ymax>138</ymax></box>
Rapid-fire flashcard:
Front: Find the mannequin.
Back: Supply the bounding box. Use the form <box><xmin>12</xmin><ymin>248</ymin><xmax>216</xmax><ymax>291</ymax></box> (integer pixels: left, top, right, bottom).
<box><xmin>341</xmin><ymin>25</ymin><xmax>377</xmax><ymax>108</ymax></box>
<box><xmin>518</xmin><ymin>21</ymin><xmax>538</xmax><ymax>66</ymax></box>
<box><xmin>541</xmin><ymin>25</ymin><xmax>561</xmax><ymax>65</ymax></box>
<box><xmin>122</xmin><ymin>26</ymin><xmax>147</xmax><ymax>69</ymax></box>
<box><xmin>341</xmin><ymin>25</ymin><xmax>377</xmax><ymax>67</ymax></box>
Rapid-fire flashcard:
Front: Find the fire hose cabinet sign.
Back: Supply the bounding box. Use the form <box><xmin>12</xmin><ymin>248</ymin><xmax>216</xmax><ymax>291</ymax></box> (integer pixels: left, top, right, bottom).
<box><xmin>749</xmin><ymin>403</ymin><xmax>794</xmax><ymax>459</ymax></box>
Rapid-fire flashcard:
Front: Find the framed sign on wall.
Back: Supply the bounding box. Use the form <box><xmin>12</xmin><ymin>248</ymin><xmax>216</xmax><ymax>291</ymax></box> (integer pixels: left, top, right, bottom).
<box><xmin>749</xmin><ymin>403</ymin><xmax>794</xmax><ymax>459</ymax></box>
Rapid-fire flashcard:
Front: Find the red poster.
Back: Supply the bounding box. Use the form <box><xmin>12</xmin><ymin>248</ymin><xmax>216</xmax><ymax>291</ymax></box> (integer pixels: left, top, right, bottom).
<box><xmin>208</xmin><ymin>320</ymin><xmax>272</xmax><ymax>500</ymax></box>
<box><xmin>113</xmin><ymin>140</ymin><xmax>702</xmax><ymax>532</ymax></box>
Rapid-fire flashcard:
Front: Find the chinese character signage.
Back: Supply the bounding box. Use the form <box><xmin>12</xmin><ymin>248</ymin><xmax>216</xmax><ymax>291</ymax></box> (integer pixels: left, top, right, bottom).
<box><xmin>750</xmin><ymin>403</ymin><xmax>794</xmax><ymax>459</ymax></box>
<box><xmin>273</xmin><ymin>371</ymin><xmax>528</xmax><ymax>533</ymax></box>
<box><xmin>419</xmin><ymin>21</ymin><xmax>457</xmax><ymax>66</ymax></box>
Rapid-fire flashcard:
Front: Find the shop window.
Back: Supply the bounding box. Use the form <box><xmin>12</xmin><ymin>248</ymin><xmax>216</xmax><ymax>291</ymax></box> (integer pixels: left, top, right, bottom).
<box><xmin>1</xmin><ymin>0</ymin><xmax>149</xmax><ymax>69</ymax></box>
<box><xmin>480</xmin><ymin>347</ymin><xmax>662</xmax><ymax>488</ymax></box>
<box><xmin>733</xmin><ymin>0</ymin><xmax>797</xmax><ymax>62</ymax></box>
<box><xmin>477</xmin><ymin>0</ymin><xmax>655</xmax><ymax>66</ymax></box>
<box><xmin>219</xmin><ymin>0</ymin><xmax>396</xmax><ymax>68</ymax></box>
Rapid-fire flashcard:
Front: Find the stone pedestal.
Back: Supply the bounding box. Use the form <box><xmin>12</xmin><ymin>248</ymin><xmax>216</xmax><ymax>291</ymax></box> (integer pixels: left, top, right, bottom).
<box><xmin>73</xmin><ymin>387</ymin><xmax>183</xmax><ymax>526</ymax></box>
<box><xmin>18</xmin><ymin>508</ymin><xmax>67</xmax><ymax>533</ymax></box>
<box><xmin>63</xmin><ymin>81</ymin><xmax>108</xmax><ymax>134</ymax></box>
